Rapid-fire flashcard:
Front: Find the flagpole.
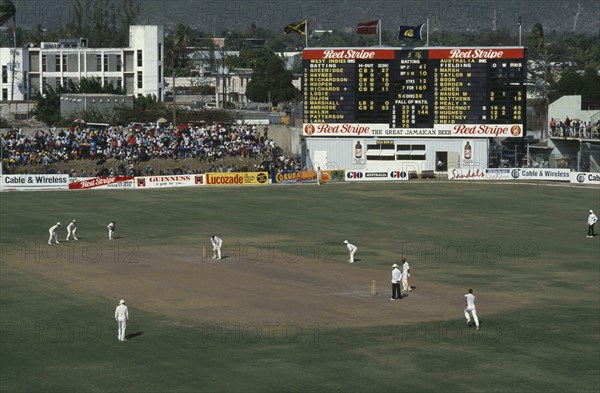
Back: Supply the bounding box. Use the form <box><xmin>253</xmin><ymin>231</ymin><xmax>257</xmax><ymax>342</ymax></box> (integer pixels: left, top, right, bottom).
<box><xmin>518</xmin><ymin>16</ymin><xmax>522</xmax><ymax>46</ymax></box>
<box><xmin>426</xmin><ymin>19</ymin><xmax>429</xmax><ymax>46</ymax></box>
<box><xmin>378</xmin><ymin>19</ymin><xmax>382</xmax><ymax>46</ymax></box>
<box><xmin>305</xmin><ymin>19</ymin><xmax>308</xmax><ymax>47</ymax></box>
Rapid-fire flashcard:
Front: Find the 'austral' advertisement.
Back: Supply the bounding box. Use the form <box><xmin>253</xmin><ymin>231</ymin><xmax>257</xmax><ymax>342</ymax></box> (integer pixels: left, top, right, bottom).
<box><xmin>345</xmin><ymin>170</ymin><xmax>409</xmax><ymax>182</ymax></box>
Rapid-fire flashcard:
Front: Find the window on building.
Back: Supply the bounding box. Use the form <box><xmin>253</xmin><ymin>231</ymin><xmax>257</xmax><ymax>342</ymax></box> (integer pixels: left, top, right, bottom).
<box><xmin>2</xmin><ymin>88</ymin><xmax>7</xmax><ymax>101</ymax></box>
<box><xmin>116</xmin><ymin>54</ymin><xmax>122</xmax><ymax>72</ymax></box>
<box><xmin>96</xmin><ymin>54</ymin><xmax>102</xmax><ymax>72</ymax></box>
<box><xmin>158</xmin><ymin>44</ymin><xmax>162</xmax><ymax>61</ymax></box>
<box><xmin>158</xmin><ymin>65</ymin><xmax>162</xmax><ymax>83</ymax></box>
<box><xmin>396</xmin><ymin>144</ymin><xmax>426</xmax><ymax>161</ymax></box>
<box><xmin>55</xmin><ymin>55</ymin><xmax>60</xmax><ymax>72</ymax></box>
<box><xmin>56</xmin><ymin>79</ymin><xmax>61</xmax><ymax>89</ymax></box>
<box><xmin>366</xmin><ymin>141</ymin><xmax>396</xmax><ymax>161</ymax></box>
<box><xmin>62</xmin><ymin>54</ymin><xmax>67</xmax><ymax>72</ymax></box>
<box><xmin>1</xmin><ymin>66</ymin><xmax>7</xmax><ymax>83</ymax></box>
<box><xmin>42</xmin><ymin>55</ymin><xmax>47</xmax><ymax>72</ymax></box>
<box><xmin>104</xmin><ymin>54</ymin><xmax>108</xmax><ymax>72</ymax></box>
<box><xmin>137</xmin><ymin>71</ymin><xmax>142</xmax><ymax>88</ymax></box>
<box><xmin>116</xmin><ymin>77</ymin><xmax>122</xmax><ymax>89</ymax></box>
<box><xmin>42</xmin><ymin>77</ymin><xmax>47</xmax><ymax>88</ymax></box>
<box><xmin>137</xmin><ymin>50</ymin><xmax>143</xmax><ymax>67</ymax></box>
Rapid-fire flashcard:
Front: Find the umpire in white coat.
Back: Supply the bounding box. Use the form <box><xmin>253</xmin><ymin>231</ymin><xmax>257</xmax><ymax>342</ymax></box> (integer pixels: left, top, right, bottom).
<box><xmin>114</xmin><ymin>299</ymin><xmax>129</xmax><ymax>341</ymax></box>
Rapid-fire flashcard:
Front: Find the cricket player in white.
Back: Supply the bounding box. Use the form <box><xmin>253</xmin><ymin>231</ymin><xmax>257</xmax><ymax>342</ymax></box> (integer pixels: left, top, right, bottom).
<box><xmin>107</xmin><ymin>221</ymin><xmax>116</xmax><ymax>240</ymax></box>
<box><xmin>317</xmin><ymin>166</ymin><xmax>322</xmax><ymax>186</ymax></box>
<box><xmin>344</xmin><ymin>240</ymin><xmax>357</xmax><ymax>263</ymax></box>
<box><xmin>48</xmin><ymin>222</ymin><xmax>61</xmax><ymax>244</ymax></box>
<box><xmin>401</xmin><ymin>257</ymin><xmax>411</xmax><ymax>292</ymax></box>
<box><xmin>588</xmin><ymin>210</ymin><xmax>597</xmax><ymax>237</ymax></box>
<box><xmin>66</xmin><ymin>220</ymin><xmax>78</xmax><ymax>241</ymax></box>
<box><xmin>464</xmin><ymin>289</ymin><xmax>480</xmax><ymax>330</ymax></box>
<box><xmin>114</xmin><ymin>299</ymin><xmax>129</xmax><ymax>342</ymax></box>
<box><xmin>211</xmin><ymin>234</ymin><xmax>223</xmax><ymax>259</ymax></box>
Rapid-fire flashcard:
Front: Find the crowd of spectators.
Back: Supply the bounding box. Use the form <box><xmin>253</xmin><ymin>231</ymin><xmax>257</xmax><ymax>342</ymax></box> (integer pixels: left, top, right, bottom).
<box><xmin>549</xmin><ymin>117</ymin><xmax>600</xmax><ymax>138</ymax></box>
<box><xmin>1</xmin><ymin>122</ymin><xmax>301</xmax><ymax>176</ymax></box>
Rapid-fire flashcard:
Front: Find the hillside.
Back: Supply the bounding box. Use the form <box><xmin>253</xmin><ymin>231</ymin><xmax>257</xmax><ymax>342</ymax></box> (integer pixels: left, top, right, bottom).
<box><xmin>135</xmin><ymin>0</ymin><xmax>599</xmax><ymax>34</ymax></box>
<box><xmin>11</xmin><ymin>0</ymin><xmax>600</xmax><ymax>35</ymax></box>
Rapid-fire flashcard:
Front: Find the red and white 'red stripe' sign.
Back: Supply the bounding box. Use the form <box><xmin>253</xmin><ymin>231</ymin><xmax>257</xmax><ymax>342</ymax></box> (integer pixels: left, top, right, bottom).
<box><xmin>69</xmin><ymin>176</ymin><xmax>134</xmax><ymax>189</ymax></box>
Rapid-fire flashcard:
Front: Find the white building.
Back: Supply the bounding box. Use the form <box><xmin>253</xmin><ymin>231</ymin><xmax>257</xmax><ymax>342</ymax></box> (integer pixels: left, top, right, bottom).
<box><xmin>0</xmin><ymin>25</ymin><xmax>164</xmax><ymax>103</ymax></box>
<box><xmin>215</xmin><ymin>68</ymin><xmax>252</xmax><ymax>108</ymax></box>
<box><xmin>303</xmin><ymin>137</ymin><xmax>489</xmax><ymax>174</ymax></box>
<box><xmin>548</xmin><ymin>95</ymin><xmax>600</xmax><ymax>127</ymax></box>
<box><xmin>1</xmin><ymin>46</ymin><xmax>28</xmax><ymax>101</ymax></box>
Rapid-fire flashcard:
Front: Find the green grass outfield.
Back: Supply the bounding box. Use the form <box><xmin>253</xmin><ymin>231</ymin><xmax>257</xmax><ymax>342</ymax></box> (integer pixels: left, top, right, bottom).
<box><xmin>1</xmin><ymin>182</ymin><xmax>599</xmax><ymax>393</ymax></box>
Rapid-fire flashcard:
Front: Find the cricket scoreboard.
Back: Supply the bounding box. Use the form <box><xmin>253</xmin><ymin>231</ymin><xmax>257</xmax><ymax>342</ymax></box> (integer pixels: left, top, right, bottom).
<box><xmin>302</xmin><ymin>47</ymin><xmax>527</xmax><ymax>138</ymax></box>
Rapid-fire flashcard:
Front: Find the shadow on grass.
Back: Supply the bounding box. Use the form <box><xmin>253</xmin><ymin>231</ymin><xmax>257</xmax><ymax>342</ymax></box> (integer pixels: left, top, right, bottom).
<box><xmin>125</xmin><ymin>331</ymin><xmax>144</xmax><ymax>340</ymax></box>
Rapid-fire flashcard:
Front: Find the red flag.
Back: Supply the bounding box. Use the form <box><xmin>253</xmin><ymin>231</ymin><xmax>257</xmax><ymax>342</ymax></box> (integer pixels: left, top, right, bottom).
<box><xmin>357</xmin><ymin>20</ymin><xmax>379</xmax><ymax>35</ymax></box>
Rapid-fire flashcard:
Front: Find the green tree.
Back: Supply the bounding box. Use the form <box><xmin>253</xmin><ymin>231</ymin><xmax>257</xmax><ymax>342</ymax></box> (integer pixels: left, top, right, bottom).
<box><xmin>61</xmin><ymin>0</ymin><xmax>139</xmax><ymax>47</ymax></box>
<box><xmin>528</xmin><ymin>23</ymin><xmax>546</xmax><ymax>55</ymax></box>
<box><xmin>234</xmin><ymin>48</ymin><xmax>299</xmax><ymax>106</ymax></box>
<box><xmin>32</xmin><ymin>86</ymin><xmax>63</xmax><ymax>126</ymax></box>
<box><xmin>164</xmin><ymin>23</ymin><xmax>195</xmax><ymax>75</ymax></box>
<box><xmin>0</xmin><ymin>0</ymin><xmax>17</xmax><ymax>100</ymax></box>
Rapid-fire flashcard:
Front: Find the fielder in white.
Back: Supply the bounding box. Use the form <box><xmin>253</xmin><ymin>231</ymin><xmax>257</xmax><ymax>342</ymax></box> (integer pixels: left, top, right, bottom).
<box><xmin>211</xmin><ymin>234</ymin><xmax>223</xmax><ymax>259</ymax></box>
<box><xmin>317</xmin><ymin>166</ymin><xmax>323</xmax><ymax>186</ymax></box>
<box><xmin>114</xmin><ymin>299</ymin><xmax>129</xmax><ymax>342</ymax></box>
<box><xmin>48</xmin><ymin>222</ymin><xmax>61</xmax><ymax>244</ymax></box>
<box><xmin>401</xmin><ymin>257</ymin><xmax>411</xmax><ymax>292</ymax></box>
<box><xmin>344</xmin><ymin>240</ymin><xmax>357</xmax><ymax>263</ymax></box>
<box><xmin>464</xmin><ymin>289</ymin><xmax>480</xmax><ymax>330</ymax></box>
<box><xmin>107</xmin><ymin>221</ymin><xmax>116</xmax><ymax>240</ymax></box>
<box><xmin>66</xmin><ymin>220</ymin><xmax>78</xmax><ymax>241</ymax></box>
<box><xmin>587</xmin><ymin>210</ymin><xmax>597</xmax><ymax>237</ymax></box>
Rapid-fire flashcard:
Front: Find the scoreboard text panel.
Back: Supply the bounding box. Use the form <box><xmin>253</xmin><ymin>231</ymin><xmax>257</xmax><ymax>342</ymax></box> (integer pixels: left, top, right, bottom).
<box><xmin>302</xmin><ymin>47</ymin><xmax>526</xmax><ymax>138</ymax></box>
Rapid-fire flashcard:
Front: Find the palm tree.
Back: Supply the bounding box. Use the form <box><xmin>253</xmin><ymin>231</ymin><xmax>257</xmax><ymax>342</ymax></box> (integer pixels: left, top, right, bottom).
<box><xmin>174</xmin><ymin>23</ymin><xmax>192</xmax><ymax>54</ymax></box>
<box><xmin>168</xmin><ymin>23</ymin><xmax>193</xmax><ymax>125</ymax></box>
<box><xmin>0</xmin><ymin>0</ymin><xmax>17</xmax><ymax>101</ymax></box>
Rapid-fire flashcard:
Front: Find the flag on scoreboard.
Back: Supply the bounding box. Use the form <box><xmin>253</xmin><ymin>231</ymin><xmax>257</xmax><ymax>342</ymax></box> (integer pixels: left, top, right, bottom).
<box><xmin>356</xmin><ymin>20</ymin><xmax>379</xmax><ymax>35</ymax></box>
<box><xmin>397</xmin><ymin>24</ymin><xmax>424</xmax><ymax>40</ymax></box>
<box><xmin>284</xmin><ymin>20</ymin><xmax>307</xmax><ymax>35</ymax></box>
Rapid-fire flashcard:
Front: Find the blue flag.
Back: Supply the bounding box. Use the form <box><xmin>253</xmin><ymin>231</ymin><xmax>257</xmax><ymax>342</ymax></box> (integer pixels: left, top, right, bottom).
<box><xmin>397</xmin><ymin>24</ymin><xmax>424</xmax><ymax>40</ymax></box>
